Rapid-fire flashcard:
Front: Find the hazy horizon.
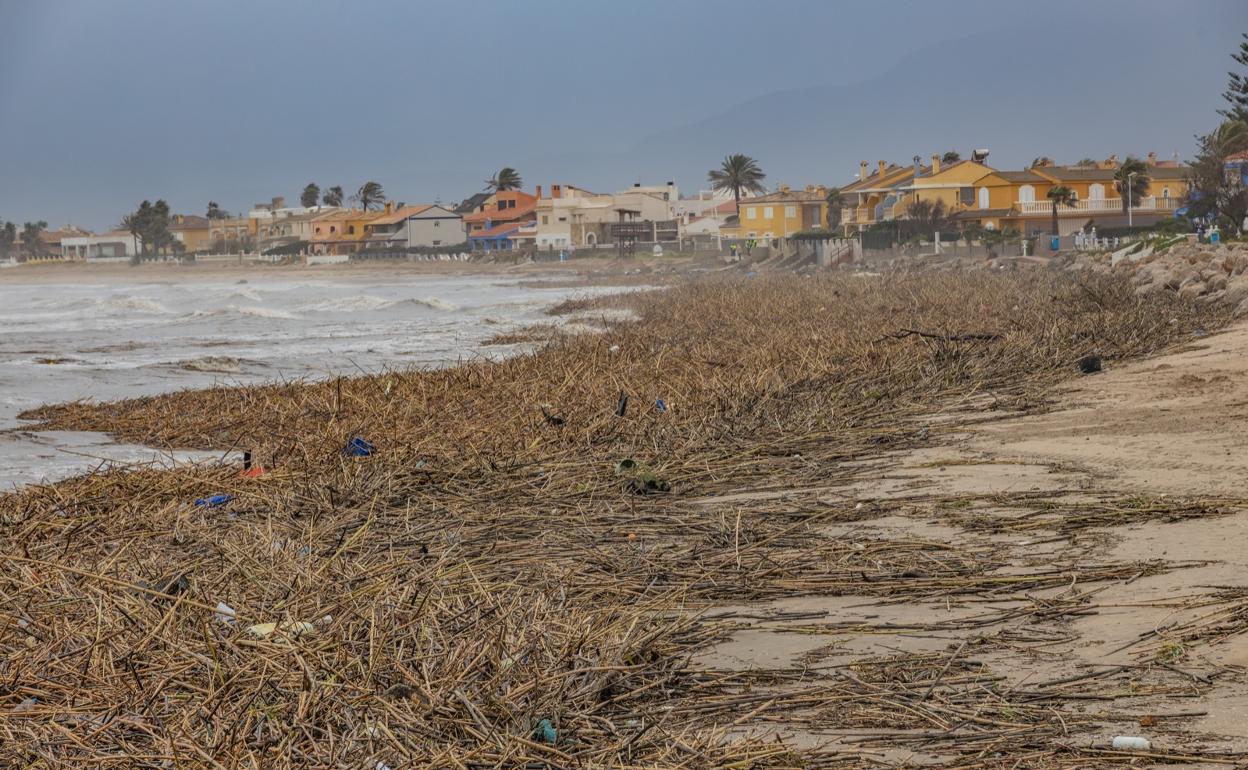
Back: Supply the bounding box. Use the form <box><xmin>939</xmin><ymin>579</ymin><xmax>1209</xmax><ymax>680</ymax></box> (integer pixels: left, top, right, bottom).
<box><xmin>1</xmin><ymin>0</ymin><xmax>1244</xmax><ymax>230</ymax></box>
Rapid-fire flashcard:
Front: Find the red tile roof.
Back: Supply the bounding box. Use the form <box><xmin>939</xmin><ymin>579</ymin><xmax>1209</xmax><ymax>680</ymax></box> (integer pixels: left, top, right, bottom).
<box><xmin>463</xmin><ymin>202</ymin><xmax>537</xmax><ymax>224</ymax></box>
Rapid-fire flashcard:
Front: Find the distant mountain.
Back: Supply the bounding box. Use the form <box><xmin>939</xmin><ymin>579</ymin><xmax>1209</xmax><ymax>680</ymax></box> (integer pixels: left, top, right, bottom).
<box><xmin>567</xmin><ymin>21</ymin><xmax>1231</xmax><ymax>190</ymax></box>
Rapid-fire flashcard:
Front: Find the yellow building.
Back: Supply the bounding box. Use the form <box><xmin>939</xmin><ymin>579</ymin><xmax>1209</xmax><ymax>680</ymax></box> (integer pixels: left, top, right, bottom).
<box><xmin>208</xmin><ymin>216</ymin><xmax>256</xmax><ymax>251</ymax></box>
<box><xmin>308</xmin><ymin>208</ymin><xmax>387</xmax><ymax>254</ymax></box>
<box><xmin>729</xmin><ymin>185</ymin><xmax>829</xmax><ymax>239</ymax></box>
<box><xmin>837</xmin><ymin>160</ymin><xmax>926</xmax><ymax>236</ymax></box>
<box><xmin>169</xmin><ymin>214</ymin><xmax>212</xmax><ymax>253</ymax></box>
<box><xmin>902</xmin><ymin>155</ymin><xmax>1190</xmax><ymax>235</ymax></box>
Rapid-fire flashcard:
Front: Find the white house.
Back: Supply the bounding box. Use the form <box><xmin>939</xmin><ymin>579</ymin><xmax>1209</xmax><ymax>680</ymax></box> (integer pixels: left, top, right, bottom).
<box><xmin>61</xmin><ymin>231</ymin><xmax>141</xmax><ymax>260</ymax></box>
<box><xmin>363</xmin><ymin>204</ymin><xmax>465</xmax><ymax>249</ymax></box>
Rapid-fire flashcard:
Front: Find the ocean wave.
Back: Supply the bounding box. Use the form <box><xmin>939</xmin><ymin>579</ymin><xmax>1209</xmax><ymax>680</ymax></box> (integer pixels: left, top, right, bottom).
<box><xmin>98</xmin><ymin>297</ymin><xmax>175</xmax><ymax>315</ymax></box>
<box><xmin>296</xmin><ymin>295</ymin><xmax>459</xmax><ymax>313</ymax></box>
<box><xmin>184</xmin><ymin>305</ymin><xmax>302</xmax><ymax>321</ymax></box>
<box><xmin>226</xmin><ymin>286</ymin><xmax>264</xmax><ymax>302</ymax></box>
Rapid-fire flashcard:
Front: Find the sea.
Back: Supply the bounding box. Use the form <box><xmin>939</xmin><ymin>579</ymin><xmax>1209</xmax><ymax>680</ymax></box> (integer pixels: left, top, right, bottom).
<box><xmin>0</xmin><ymin>270</ymin><xmax>617</xmax><ymax>489</ymax></box>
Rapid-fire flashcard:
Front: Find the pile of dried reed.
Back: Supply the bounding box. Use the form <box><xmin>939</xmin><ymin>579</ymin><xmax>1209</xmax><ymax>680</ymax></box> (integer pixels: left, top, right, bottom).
<box><xmin>1</xmin><ymin>270</ymin><xmax>1236</xmax><ymax>768</ymax></box>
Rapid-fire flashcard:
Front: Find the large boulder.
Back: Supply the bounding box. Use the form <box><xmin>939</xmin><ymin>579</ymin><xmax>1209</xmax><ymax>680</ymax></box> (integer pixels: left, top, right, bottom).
<box><xmin>1223</xmin><ymin>275</ymin><xmax>1248</xmax><ymax>308</ymax></box>
<box><xmin>1178</xmin><ymin>281</ymin><xmax>1206</xmax><ymax>300</ymax></box>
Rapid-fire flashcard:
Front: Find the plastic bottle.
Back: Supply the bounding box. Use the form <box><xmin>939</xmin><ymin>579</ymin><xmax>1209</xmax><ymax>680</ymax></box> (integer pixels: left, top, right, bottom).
<box><xmin>1112</xmin><ymin>736</ymin><xmax>1151</xmax><ymax>751</ymax></box>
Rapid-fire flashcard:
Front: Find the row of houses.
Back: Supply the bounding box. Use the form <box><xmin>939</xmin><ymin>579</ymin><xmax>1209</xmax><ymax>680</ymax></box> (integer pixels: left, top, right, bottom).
<box><xmin>29</xmin><ymin>150</ymin><xmax>1202</xmax><ymax>261</ymax></box>
<box><xmin>722</xmin><ymin>152</ymin><xmax>1191</xmax><ymax>242</ymax></box>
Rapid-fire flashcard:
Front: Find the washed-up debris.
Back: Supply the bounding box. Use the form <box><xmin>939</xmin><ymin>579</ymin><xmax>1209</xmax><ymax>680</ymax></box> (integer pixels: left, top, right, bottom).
<box><xmin>213</xmin><ymin>602</ymin><xmax>237</xmax><ymax>625</ymax></box>
<box><xmin>1112</xmin><ymin>736</ymin><xmax>1152</xmax><ymax>750</ymax></box>
<box><xmin>533</xmin><ymin>718</ymin><xmax>557</xmax><ymax>744</ymax></box>
<box><xmin>136</xmin><ymin>573</ymin><xmax>189</xmax><ymax>602</ymax></box>
<box><xmin>615</xmin><ymin>390</ymin><xmax>629</xmax><ymax>417</ymax></box>
<box><xmin>1078</xmin><ymin>353</ymin><xmax>1102</xmax><ymax>374</ymax></box>
<box><xmin>540</xmin><ymin>403</ymin><xmax>565</xmax><ymax>426</ymax></box>
<box><xmin>194</xmin><ymin>494</ymin><xmax>232</xmax><ymax>508</ymax></box>
<box><xmin>244</xmin><ymin>616</ymin><xmax>330</xmax><ymax>639</ymax></box>
<box><xmin>613</xmin><ymin>458</ymin><xmax>670</xmax><ymax>495</ymax></box>
<box><xmin>655</xmin><ymin>398</ymin><xmax>667</xmax><ymax>412</ymax></box>
<box><xmin>344</xmin><ymin>437</ymin><xmax>375</xmax><ymax>457</ymax></box>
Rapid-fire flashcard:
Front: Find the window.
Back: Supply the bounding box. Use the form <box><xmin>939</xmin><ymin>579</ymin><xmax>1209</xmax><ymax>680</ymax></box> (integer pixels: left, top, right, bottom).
<box><xmin>763</xmin><ymin>207</ymin><xmax>774</xmax><ymax>218</ymax></box>
<box><xmin>558</xmin><ymin>216</ymin><xmax>567</xmax><ymax>222</ymax></box>
<box><xmin>746</xmin><ymin>207</ymin><xmax>757</xmax><ymax>219</ymax></box>
<box><xmin>1018</xmin><ymin>185</ymin><xmax>1035</xmax><ymax>203</ymax></box>
<box><xmin>1163</xmin><ymin>187</ymin><xmax>1171</xmax><ymax>198</ymax></box>
<box><xmin>1069</xmin><ymin>190</ymin><xmax>1079</xmax><ymax>201</ymax></box>
<box><xmin>330</xmin><ymin>226</ymin><xmax>337</xmax><ymax>234</ymax></box>
<box><xmin>542</xmin><ymin>215</ymin><xmax>549</xmax><ymax>225</ymax></box>
<box><xmin>432</xmin><ymin>240</ymin><xmax>441</xmax><ymax>246</ymax></box>
<box><xmin>959</xmin><ymin>187</ymin><xmax>974</xmax><ymax>206</ymax></box>
<box><xmin>434</xmin><ymin>220</ymin><xmax>440</xmax><ymax>226</ymax></box>
<box><xmin>784</xmin><ymin>205</ymin><xmax>796</xmax><ymax>218</ymax></box>
<box><xmin>348</xmin><ymin>225</ymin><xmax>355</xmax><ymax>234</ymax></box>
<box><xmin>978</xmin><ymin>187</ymin><xmax>989</xmax><ymax>209</ymax></box>
<box><xmin>1089</xmin><ymin>183</ymin><xmax>1105</xmax><ymax>200</ymax></box>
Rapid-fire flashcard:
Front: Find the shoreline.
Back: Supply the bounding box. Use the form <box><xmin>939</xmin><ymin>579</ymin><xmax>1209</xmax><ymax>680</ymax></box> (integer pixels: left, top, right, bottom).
<box><xmin>0</xmin><ymin>253</ymin><xmax>703</xmax><ymax>287</ymax></box>
<box><xmin>4</xmin><ymin>268</ymin><xmax>1245</xmax><ymax>766</ymax></box>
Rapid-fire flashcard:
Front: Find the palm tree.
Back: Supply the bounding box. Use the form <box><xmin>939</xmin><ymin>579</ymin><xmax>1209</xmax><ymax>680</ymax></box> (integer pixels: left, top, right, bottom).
<box><xmin>1046</xmin><ymin>185</ymin><xmax>1076</xmax><ymax>236</ymax></box>
<box><xmin>486</xmin><ymin>167</ymin><xmax>523</xmax><ymax>192</ymax></box>
<box><xmin>1075</xmin><ymin>158</ymin><xmax>1098</xmax><ymax>167</ymax></box>
<box><xmin>322</xmin><ymin>186</ymin><xmax>345</xmax><ymax>207</ymax></box>
<box><xmin>353</xmin><ymin>182</ymin><xmax>386</xmax><ymax>211</ymax></box>
<box><xmin>825</xmin><ymin>187</ymin><xmax>844</xmax><ymax>229</ymax></box>
<box><xmin>1030</xmin><ymin>156</ymin><xmax>1053</xmax><ymax>168</ymax></box>
<box><xmin>941</xmin><ymin>151</ymin><xmax>961</xmax><ymax>163</ymax></box>
<box><xmin>1113</xmin><ymin>157</ymin><xmax>1150</xmax><ymax>214</ymax></box>
<box><xmin>708</xmin><ymin>154</ymin><xmax>767</xmax><ymax>215</ymax></box>
<box><xmin>121</xmin><ymin>212</ymin><xmax>142</xmax><ymax>255</ymax></box>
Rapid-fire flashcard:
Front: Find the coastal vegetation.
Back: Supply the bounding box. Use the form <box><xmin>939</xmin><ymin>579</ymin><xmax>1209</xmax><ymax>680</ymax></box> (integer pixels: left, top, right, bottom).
<box><xmin>707</xmin><ymin>153</ymin><xmax>766</xmax><ymax>215</ymax></box>
<box><xmin>486</xmin><ymin>166</ymin><xmax>523</xmax><ymax>193</ymax></box>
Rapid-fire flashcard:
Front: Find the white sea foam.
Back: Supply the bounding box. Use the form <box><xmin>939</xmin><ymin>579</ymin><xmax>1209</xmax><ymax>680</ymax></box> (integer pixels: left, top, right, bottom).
<box><xmin>184</xmin><ymin>305</ymin><xmax>302</xmax><ymax>321</ymax></box>
<box><xmin>99</xmin><ymin>296</ymin><xmax>174</xmax><ymax>315</ymax></box>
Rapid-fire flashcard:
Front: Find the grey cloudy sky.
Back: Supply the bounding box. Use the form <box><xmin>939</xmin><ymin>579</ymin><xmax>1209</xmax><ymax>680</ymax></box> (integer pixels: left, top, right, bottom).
<box><xmin>1</xmin><ymin>0</ymin><xmax>1244</xmax><ymax>230</ymax></box>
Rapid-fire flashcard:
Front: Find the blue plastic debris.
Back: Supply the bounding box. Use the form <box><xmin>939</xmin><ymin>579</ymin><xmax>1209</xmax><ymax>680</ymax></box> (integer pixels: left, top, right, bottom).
<box><xmin>655</xmin><ymin>399</ymin><xmax>667</xmax><ymax>413</ymax></box>
<box><xmin>194</xmin><ymin>494</ymin><xmax>233</xmax><ymax>508</ymax></box>
<box><xmin>344</xmin><ymin>437</ymin><xmax>375</xmax><ymax>457</ymax></box>
<box><xmin>534</xmin><ymin>718</ymin><xmax>557</xmax><ymax>744</ymax></box>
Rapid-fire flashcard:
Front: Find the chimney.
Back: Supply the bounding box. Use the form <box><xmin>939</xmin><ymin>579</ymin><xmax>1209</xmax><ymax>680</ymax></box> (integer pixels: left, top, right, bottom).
<box><xmin>859</xmin><ymin>161</ymin><xmax>868</xmax><ymax>180</ymax></box>
<box><xmin>877</xmin><ymin>160</ymin><xmax>887</xmax><ymax>177</ymax></box>
<box><xmin>535</xmin><ymin>185</ymin><xmax>542</xmax><ymax>199</ymax></box>
<box><xmin>1147</xmin><ymin>151</ymin><xmax>1157</xmax><ymax>165</ymax></box>
<box><xmin>931</xmin><ymin>153</ymin><xmax>941</xmax><ymax>175</ymax></box>
<box><xmin>553</xmin><ymin>184</ymin><xmax>562</xmax><ymax>198</ymax></box>
<box><xmin>779</xmin><ymin>183</ymin><xmax>790</xmax><ymax>193</ymax></box>
<box><xmin>272</xmin><ymin>196</ymin><xmax>285</xmax><ymax>209</ymax></box>
<box><xmin>384</xmin><ymin>202</ymin><xmax>393</xmax><ymax>214</ymax></box>
<box><xmin>913</xmin><ymin>155</ymin><xmax>922</xmax><ymax>175</ymax></box>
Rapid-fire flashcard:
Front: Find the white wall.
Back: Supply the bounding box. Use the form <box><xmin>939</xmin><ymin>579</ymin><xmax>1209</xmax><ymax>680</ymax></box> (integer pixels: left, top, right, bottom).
<box><xmin>400</xmin><ymin>206</ymin><xmax>465</xmax><ymax>247</ymax></box>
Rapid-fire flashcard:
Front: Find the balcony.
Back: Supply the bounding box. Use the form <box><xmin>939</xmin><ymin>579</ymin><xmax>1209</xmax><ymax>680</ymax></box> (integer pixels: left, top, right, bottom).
<box><xmin>1016</xmin><ymin>196</ymin><xmax>1180</xmax><ymax>215</ymax></box>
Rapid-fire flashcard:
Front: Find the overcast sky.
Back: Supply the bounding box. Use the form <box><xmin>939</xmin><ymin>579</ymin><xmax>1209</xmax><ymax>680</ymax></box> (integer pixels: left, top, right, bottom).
<box><xmin>1</xmin><ymin>0</ymin><xmax>1244</xmax><ymax>230</ymax></box>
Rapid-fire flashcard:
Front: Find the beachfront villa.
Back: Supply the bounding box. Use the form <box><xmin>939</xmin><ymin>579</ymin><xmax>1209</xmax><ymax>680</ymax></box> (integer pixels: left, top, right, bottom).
<box><xmin>839</xmin><ymin>153</ymin><xmax>1191</xmax><ymax>236</ymax></box>
<box><xmin>532</xmin><ymin>183</ymin><xmax>677</xmax><ymax>250</ymax></box>
<box><xmin>724</xmin><ymin>185</ymin><xmax>830</xmax><ymax>240</ymax></box>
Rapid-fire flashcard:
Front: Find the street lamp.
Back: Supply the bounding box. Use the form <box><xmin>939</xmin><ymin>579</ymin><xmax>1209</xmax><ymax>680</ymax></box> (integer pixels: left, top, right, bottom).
<box><xmin>1127</xmin><ymin>171</ymin><xmax>1137</xmax><ymax>228</ymax></box>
